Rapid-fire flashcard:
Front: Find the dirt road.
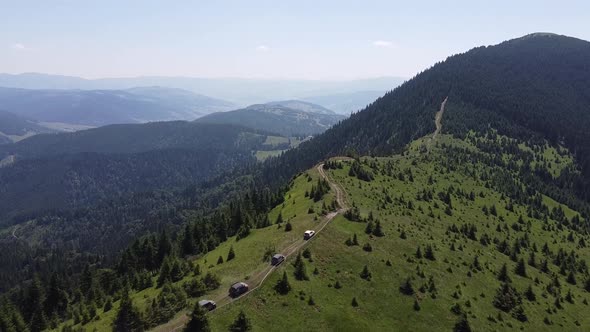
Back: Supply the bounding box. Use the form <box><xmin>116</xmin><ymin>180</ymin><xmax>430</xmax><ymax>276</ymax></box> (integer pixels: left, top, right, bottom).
<box><xmin>154</xmin><ymin>162</ymin><xmax>348</xmax><ymax>332</ymax></box>
<box><xmin>428</xmin><ymin>96</ymin><xmax>448</xmax><ymax>151</ymax></box>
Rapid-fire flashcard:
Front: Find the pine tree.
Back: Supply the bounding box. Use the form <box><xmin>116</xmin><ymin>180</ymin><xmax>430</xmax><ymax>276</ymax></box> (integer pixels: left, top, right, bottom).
<box><xmin>217</xmin><ymin>256</ymin><xmax>224</xmax><ymax>265</ymax></box>
<box><xmin>113</xmin><ymin>288</ymin><xmax>144</xmax><ymax>332</ymax></box>
<box><xmin>275</xmin><ymin>212</ymin><xmax>283</xmax><ymax>224</ymax></box>
<box><xmin>413</xmin><ymin>299</ymin><xmax>421</xmax><ymax>311</ymax></box>
<box><xmin>274</xmin><ymin>272</ymin><xmax>291</xmax><ymax>295</ymax></box>
<box><xmin>293</xmin><ymin>252</ymin><xmax>308</xmax><ymax>281</ymax></box>
<box><xmin>157</xmin><ymin>257</ymin><xmax>172</xmax><ymax>287</ymax></box>
<box><xmin>184</xmin><ymin>302</ymin><xmax>210</xmax><ymax>332</ymax></box>
<box><xmin>104</xmin><ymin>297</ymin><xmax>113</xmax><ymax>312</ymax></box>
<box><xmin>472</xmin><ymin>256</ymin><xmax>482</xmax><ymax>271</ymax></box>
<box><xmin>29</xmin><ymin>307</ymin><xmax>47</xmax><ymax>332</ymax></box>
<box><xmin>181</xmin><ymin>224</ymin><xmax>195</xmax><ymax>256</ymax></box>
<box><xmin>400</xmin><ymin>278</ymin><xmax>414</xmax><ymax>295</ymax></box>
<box><xmin>515</xmin><ymin>258</ymin><xmax>527</xmax><ymax>277</ymax></box>
<box><xmin>372</xmin><ymin>221</ymin><xmax>384</xmax><ymax>237</ymax></box>
<box><xmin>157</xmin><ymin>230</ymin><xmax>172</xmax><ymax>266</ymax></box>
<box><xmin>493</xmin><ymin>283</ymin><xmax>522</xmax><ymax>312</ymax></box>
<box><xmin>171</xmin><ymin>260</ymin><xmax>184</xmax><ymax>282</ymax></box>
<box><xmin>524</xmin><ymin>285</ymin><xmax>536</xmax><ymax>301</ymax></box>
<box><xmin>497</xmin><ymin>263</ymin><xmax>511</xmax><ymax>283</ymax></box>
<box><xmin>360</xmin><ymin>265</ymin><xmax>372</xmax><ymax>280</ymax></box>
<box><xmin>44</xmin><ymin>273</ymin><xmax>68</xmax><ymax>317</ymax></box>
<box><xmin>415</xmin><ymin>246</ymin><xmax>423</xmax><ymax>259</ymax></box>
<box><xmin>227</xmin><ymin>245</ymin><xmax>236</xmax><ymax>261</ymax></box>
<box><xmin>567</xmin><ymin>271</ymin><xmax>577</xmax><ymax>285</ymax></box>
<box><xmin>229</xmin><ymin>310</ymin><xmax>251</xmax><ymax>332</ymax></box>
<box><xmin>284</xmin><ymin>222</ymin><xmax>292</xmax><ymax>232</ymax></box>
<box><xmin>400</xmin><ymin>230</ymin><xmax>407</xmax><ymax>239</ymax></box>
<box><xmin>365</xmin><ymin>221</ymin><xmax>374</xmax><ymax>234</ymax></box>
<box><xmin>512</xmin><ymin>305</ymin><xmax>528</xmax><ymax>322</ymax></box>
<box><xmin>352</xmin><ymin>233</ymin><xmax>359</xmax><ymax>245</ymax></box>
<box><xmin>453</xmin><ymin>314</ymin><xmax>472</xmax><ymax>332</ymax></box>
<box><xmin>424</xmin><ymin>244</ymin><xmax>436</xmax><ymax>261</ymax></box>
<box><xmin>351</xmin><ymin>297</ymin><xmax>359</xmax><ymax>307</ymax></box>
<box><xmin>23</xmin><ymin>276</ymin><xmax>45</xmax><ymax>321</ymax></box>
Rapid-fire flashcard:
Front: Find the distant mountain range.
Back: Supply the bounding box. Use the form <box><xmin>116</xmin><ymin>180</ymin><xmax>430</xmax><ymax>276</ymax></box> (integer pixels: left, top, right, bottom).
<box><xmin>301</xmin><ymin>90</ymin><xmax>389</xmax><ymax>114</ymax></box>
<box><xmin>0</xmin><ymin>86</ymin><xmax>235</xmax><ymax>127</ymax></box>
<box><xmin>196</xmin><ymin>100</ymin><xmax>346</xmax><ymax>136</ymax></box>
<box><xmin>0</xmin><ymin>73</ymin><xmax>404</xmax><ymax>107</ymax></box>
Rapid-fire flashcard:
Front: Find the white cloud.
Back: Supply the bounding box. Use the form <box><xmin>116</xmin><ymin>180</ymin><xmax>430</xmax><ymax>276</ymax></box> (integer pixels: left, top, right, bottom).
<box><xmin>256</xmin><ymin>45</ymin><xmax>270</xmax><ymax>52</ymax></box>
<box><xmin>10</xmin><ymin>43</ymin><xmax>29</xmax><ymax>51</ymax></box>
<box><xmin>373</xmin><ymin>40</ymin><xmax>394</xmax><ymax>48</ymax></box>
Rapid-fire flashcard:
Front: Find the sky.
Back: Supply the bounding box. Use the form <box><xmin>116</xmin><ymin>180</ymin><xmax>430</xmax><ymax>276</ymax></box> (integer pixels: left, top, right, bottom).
<box><xmin>2</xmin><ymin>0</ymin><xmax>589</xmax><ymax>80</ymax></box>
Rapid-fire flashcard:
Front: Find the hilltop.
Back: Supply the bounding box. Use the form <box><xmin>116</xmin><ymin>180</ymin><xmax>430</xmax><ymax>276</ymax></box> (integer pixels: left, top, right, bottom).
<box><xmin>196</xmin><ymin>100</ymin><xmax>346</xmax><ymax>136</ymax></box>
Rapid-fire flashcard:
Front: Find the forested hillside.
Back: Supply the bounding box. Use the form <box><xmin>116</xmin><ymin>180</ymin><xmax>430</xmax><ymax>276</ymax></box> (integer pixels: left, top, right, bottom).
<box><xmin>196</xmin><ymin>101</ymin><xmax>345</xmax><ymax>136</ymax></box>
<box><xmin>1</xmin><ymin>33</ymin><xmax>590</xmax><ymax>332</ymax></box>
<box><xmin>261</xmin><ymin>33</ymin><xmax>590</xmax><ymax>203</ymax></box>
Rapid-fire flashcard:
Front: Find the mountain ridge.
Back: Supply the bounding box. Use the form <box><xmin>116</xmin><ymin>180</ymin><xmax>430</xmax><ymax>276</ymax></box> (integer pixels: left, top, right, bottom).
<box><xmin>196</xmin><ymin>100</ymin><xmax>346</xmax><ymax>136</ymax></box>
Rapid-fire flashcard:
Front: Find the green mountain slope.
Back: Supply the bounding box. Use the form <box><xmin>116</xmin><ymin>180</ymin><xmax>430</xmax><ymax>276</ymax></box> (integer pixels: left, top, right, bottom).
<box><xmin>55</xmin><ymin>130</ymin><xmax>590</xmax><ymax>332</ymax></box>
<box><xmin>265</xmin><ymin>33</ymin><xmax>590</xmax><ymax>203</ymax></box>
<box><xmin>207</xmin><ymin>135</ymin><xmax>589</xmax><ymax>331</ymax></box>
<box><xmin>196</xmin><ymin>101</ymin><xmax>346</xmax><ymax>136</ymax></box>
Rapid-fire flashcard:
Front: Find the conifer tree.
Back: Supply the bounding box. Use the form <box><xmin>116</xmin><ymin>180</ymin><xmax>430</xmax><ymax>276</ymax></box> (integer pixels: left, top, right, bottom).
<box><xmin>229</xmin><ymin>310</ymin><xmax>251</xmax><ymax>332</ymax></box>
<box><xmin>157</xmin><ymin>257</ymin><xmax>172</xmax><ymax>287</ymax></box>
<box><xmin>184</xmin><ymin>302</ymin><xmax>210</xmax><ymax>332</ymax></box>
<box><xmin>372</xmin><ymin>221</ymin><xmax>384</xmax><ymax>237</ymax></box>
<box><xmin>293</xmin><ymin>252</ymin><xmax>308</xmax><ymax>281</ymax></box>
<box><xmin>365</xmin><ymin>221</ymin><xmax>374</xmax><ymax>234</ymax></box>
<box><xmin>360</xmin><ymin>265</ymin><xmax>372</xmax><ymax>280</ymax></box>
<box><xmin>275</xmin><ymin>212</ymin><xmax>284</xmax><ymax>224</ymax></box>
<box><xmin>113</xmin><ymin>288</ymin><xmax>144</xmax><ymax>332</ymax></box>
<box><xmin>497</xmin><ymin>263</ymin><xmax>511</xmax><ymax>283</ymax></box>
<box><xmin>227</xmin><ymin>245</ymin><xmax>236</xmax><ymax>261</ymax></box>
<box><xmin>515</xmin><ymin>258</ymin><xmax>527</xmax><ymax>277</ymax></box>
<box><xmin>453</xmin><ymin>314</ymin><xmax>472</xmax><ymax>332</ymax></box>
<box><xmin>274</xmin><ymin>272</ymin><xmax>291</xmax><ymax>295</ymax></box>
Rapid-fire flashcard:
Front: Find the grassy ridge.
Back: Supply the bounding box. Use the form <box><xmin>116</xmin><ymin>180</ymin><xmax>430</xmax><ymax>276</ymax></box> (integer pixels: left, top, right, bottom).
<box><xmin>208</xmin><ymin>135</ymin><xmax>589</xmax><ymax>331</ymax></box>
<box><xmin>60</xmin><ymin>133</ymin><xmax>590</xmax><ymax>331</ymax></box>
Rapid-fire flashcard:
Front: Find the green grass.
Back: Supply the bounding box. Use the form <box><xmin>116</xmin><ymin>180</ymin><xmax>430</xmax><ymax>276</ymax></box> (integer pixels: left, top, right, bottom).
<box><xmin>66</xmin><ymin>134</ymin><xmax>590</xmax><ymax>331</ymax></box>
<box><xmin>255</xmin><ymin>136</ymin><xmax>306</xmax><ymax>160</ymax></box>
<box><xmin>208</xmin><ymin>135</ymin><xmax>590</xmax><ymax>331</ymax></box>
<box><xmin>255</xmin><ymin>150</ymin><xmax>285</xmax><ymax>161</ymax></box>
<box><xmin>58</xmin><ymin>166</ymin><xmax>334</xmax><ymax>332</ymax></box>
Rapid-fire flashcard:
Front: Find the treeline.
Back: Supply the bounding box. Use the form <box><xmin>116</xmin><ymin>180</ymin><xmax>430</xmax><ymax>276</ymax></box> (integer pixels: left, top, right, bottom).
<box><xmin>0</xmin><ymin>185</ymin><xmax>286</xmax><ymax>331</ymax></box>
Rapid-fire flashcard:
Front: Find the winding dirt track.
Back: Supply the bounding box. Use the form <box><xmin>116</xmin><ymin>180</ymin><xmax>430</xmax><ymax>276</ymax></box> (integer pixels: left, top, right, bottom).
<box><xmin>428</xmin><ymin>96</ymin><xmax>448</xmax><ymax>151</ymax></box>
<box><xmin>155</xmin><ymin>162</ymin><xmax>348</xmax><ymax>332</ymax></box>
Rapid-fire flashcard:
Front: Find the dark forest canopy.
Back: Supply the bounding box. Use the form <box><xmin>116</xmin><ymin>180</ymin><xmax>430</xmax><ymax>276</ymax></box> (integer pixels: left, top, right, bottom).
<box><xmin>259</xmin><ymin>33</ymin><xmax>590</xmax><ymax>201</ymax></box>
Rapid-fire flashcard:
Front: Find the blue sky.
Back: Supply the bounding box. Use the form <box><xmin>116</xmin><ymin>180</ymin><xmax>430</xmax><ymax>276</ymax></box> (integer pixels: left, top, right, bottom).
<box><xmin>2</xmin><ymin>0</ymin><xmax>589</xmax><ymax>79</ymax></box>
